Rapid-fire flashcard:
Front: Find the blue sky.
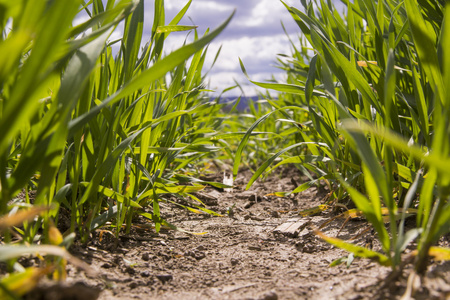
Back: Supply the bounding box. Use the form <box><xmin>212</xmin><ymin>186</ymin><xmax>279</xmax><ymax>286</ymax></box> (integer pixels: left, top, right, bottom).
<box><xmin>78</xmin><ymin>1</ymin><xmax>345</xmax><ymax>96</ymax></box>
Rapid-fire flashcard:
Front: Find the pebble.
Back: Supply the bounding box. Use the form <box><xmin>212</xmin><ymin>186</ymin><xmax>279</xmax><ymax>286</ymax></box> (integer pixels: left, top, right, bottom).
<box><xmin>194</xmin><ymin>252</ymin><xmax>206</xmax><ymax>260</ymax></box>
<box><xmin>184</xmin><ymin>249</ymin><xmax>206</xmax><ymax>260</ymax></box>
<box><xmin>230</xmin><ymin>258</ymin><xmax>239</xmax><ymax>266</ymax></box>
<box><xmin>259</xmin><ymin>291</ymin><xmax>278</xmax><ymax>300</ymax></box>
<box><xmin>244</xmin><ymin>201</ymin><xmax>255</xmax><ymax>209</ymax></box>
<box><xmin>129</xmin><ymin>282</ymin><xmax>138</xmax><ymax>289</ymax></box>
<box><xmin>141</xmin><ymin>252</ymin><xmax>150</xmax><ymax>261</ymax></box>
<box><xmin>101</xmin><ymin>263</ymin><xmax>112</xmax><ymax>269</ymax></box>
<box><xmin>270</xmin><ymin>211</ymin><xmax>280</xmax><ymax>218</ymax></box>
<box><xmin>140</xmin><ymin>270</ymin><xmax>151</xmax><ymax>277</ymax></box>
<box><xmin>129</xmin><ymin>280</ymin><xmax>144</xmax><ymax>289</ymax></box>
<box><xmin>156</xmin><ymin>274</ymin><xmax>173</xmax><ymax>283</ymax></box>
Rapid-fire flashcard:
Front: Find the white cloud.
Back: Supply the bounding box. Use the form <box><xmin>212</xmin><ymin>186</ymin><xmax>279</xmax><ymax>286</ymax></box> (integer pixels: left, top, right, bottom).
<box><xmin>240</xmin><ymin>0</ymin><xmax>289</xmax><ymax>28</ymax></box>
<box><xmin>206</xmin><ymin>35</ymin><xmax>293</xmax><ymax>69</ymax></box>
<box><xmin>189</xmin><ymin>1</ymin><xmax>233</xmax><ymax>12</ymax></box>
<box><xmin>165</xmin><ymin>0</ymin><xmax>232</xmax><ymax>12</ymax></box>
<box><xmin>161</xmin><ymin>0</ymin><xmax>300</xmax><ymax>96</ymax></box>
<box><xmin>206</xmin><ymin>70</ymin><xmax>288</xmax><ymax>97</ymax></box>
<box><xmin>78</xmin><ymin>0</ymin><xmax>332</xmax><ymax>96</ymax></box>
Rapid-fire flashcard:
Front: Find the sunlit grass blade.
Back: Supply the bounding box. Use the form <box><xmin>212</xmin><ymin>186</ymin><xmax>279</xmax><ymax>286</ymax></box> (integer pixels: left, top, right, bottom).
<box><xmin>0</xmin><ymin>207</ymin><xmax>51</xmax><ymax>230</ymax></box>
<box><xmin>405</xmin><ymin>0</ymin><xmax>444</xmax><ymax>102</ymax></box>
<box><xmin>68</xmin><ymin>10</ymin><xmax>235</xmax><ymax>135</ymax></box>
<box><xmin>0</xmin><ymin>267</ymin><xmax>52</xmax><ymax>299</ymax></box>
<box><xmin>314</xmin><ymin>229</ymin><xmax>391</xmax><ymax>267</ymax></box>
<box><xmin>0</xmin><ymin>245</ymin><xmax>92</xmax><ymax>272</ymax></box>
<box><xmin>247</xmin><ymin>142</ymin><xmax>322</xmax><ymax>190</ymax></box>
<box><xmin>156</xmin><ymin>25</ymin><xmax>198</xmax><ymax>33</ymax></box>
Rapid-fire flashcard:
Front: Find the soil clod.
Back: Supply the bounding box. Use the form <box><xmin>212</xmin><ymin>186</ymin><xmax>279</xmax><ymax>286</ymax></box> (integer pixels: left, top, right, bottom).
<box><xmin>156</xmin><ymin>274</ymin><xmax>173</xmax><ymax>283</ymax></box>
<box><xmin>258</xmin><ymin>290</ymin><xmax>278</xmax><ymax>300</ymax></box>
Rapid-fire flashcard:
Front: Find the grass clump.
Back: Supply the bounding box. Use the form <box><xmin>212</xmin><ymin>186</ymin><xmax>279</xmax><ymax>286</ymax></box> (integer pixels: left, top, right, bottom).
<box><xmin>237</xmin><ymin>0</ymin><xmax>450</xmax><ymax>276</ymax></box>
<box><xmin>0</xmin><ymin>0</ymin><xmax>233</xmax><ymax>295</ymax></box>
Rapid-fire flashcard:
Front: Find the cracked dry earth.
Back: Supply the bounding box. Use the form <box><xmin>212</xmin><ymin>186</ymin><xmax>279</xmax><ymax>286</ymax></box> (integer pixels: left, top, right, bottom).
<box><xmin>24</xmin><ymin>168</ymin><xmax>450</xmax><ymax>300</ymax></box>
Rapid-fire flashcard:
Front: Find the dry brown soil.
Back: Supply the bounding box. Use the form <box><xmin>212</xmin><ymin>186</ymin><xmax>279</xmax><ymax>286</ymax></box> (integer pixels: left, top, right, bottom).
<box><xmin>23</xmin><ymin>168</ymin><xmax>450</xmax><ymax>300</ymax></box>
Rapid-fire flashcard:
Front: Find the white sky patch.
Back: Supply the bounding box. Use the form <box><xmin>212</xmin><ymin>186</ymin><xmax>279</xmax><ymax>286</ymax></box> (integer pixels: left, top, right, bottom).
<box><xmin>162</xmin><ymin>32</ymin><xmax>295</xmax><ymax>95</ymax></box>
<box><xmin>165</xmin><ymin>0</ymin><xmax>232</xmax><ymax>12</ymax></box>
<box><xmin>241</xmin><ymin>0</ymin><xmax>290</xmax><ymax>28</ymax></box>
<box><xmin>207</xmin><ymin>71</ymin><xmax>287</xmax><ymax>97</ymax></box>
<box><xmin>205</xmin><ymin>35</ymin><xmax>293</xmax><ymax>70</ymax></box>
<box><xmin>73</xmin><ymin>14</ymin><xmax>90</xmax><ymax>27</ymax></box>
<box><xmin>188</xmin><ymin>1</ymin><xmax>233</xmax><ymax>12</ymax></box>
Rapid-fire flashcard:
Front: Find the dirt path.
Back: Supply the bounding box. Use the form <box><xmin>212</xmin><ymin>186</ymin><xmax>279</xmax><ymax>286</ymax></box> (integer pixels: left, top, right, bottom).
<box><xmin>25</xmin><ymin>168</ymin><xmax>450</xmax><ymax>300</ymax></box>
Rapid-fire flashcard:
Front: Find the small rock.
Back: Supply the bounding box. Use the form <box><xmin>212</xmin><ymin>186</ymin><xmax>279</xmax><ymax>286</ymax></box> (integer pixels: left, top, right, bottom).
<box><xmin>129</xmin><ymin>280</ymin><xmax>145</xmax><ymax>289</ymax></box>
<box><xmin>295</xmin><ymin>241</ymin><xmax>315</xmax><ymax>253</ymax></box>
<box><xmin>156</xmin><ymin>274</ymin><xmax>173</xmax><ymax>283</ymax></box>
<box><xmin>141</xmin><ymin>252</ymin><xmax>150</xmax><ymax>261</ymax></box>
<box><xmin>244</xmin><ymin>201</ymin><xmax>255</xmax><ymax>209</ymax></box>
<box><xmin>129</xmin><ymin>282</ymin><xmax>138</xmax><ymax>289</ymax></box>
<box><xmin>205</xmin><ymin>280</ymin><xmax>214</xmax><ymax>287</ymax></box>
<box><xmin>125</xmin><ymin>266</ymin><xmax>136</xmax><ymax>275</ymax></box>
<box><xmin>259</xmin><ymin>290</ymin><xmax>278</xmax><ymax>300</ymax></box>
<box><xmin>270</xmin><ymin>211</ymin><xmax>280</xmax><ymax>218</ymax></box>
<box><xmin>194</xmin><ymin>252</ymin><xmax>206</xmax><ymax>260</ymax></box>
<box><xmin>273</xmin><ymin>218</ymin><xmax>310</xmax><ymax>238</ymax></box>
<box><xmin>140</xmin><ymin>270</ymin><xmax>151</xmax><ymax>277</ymax></box>
<box><xmin>230</xmin><ymin>258</ymin><xmax>239</xmax><ymax>266</ymax></box>
<box><xmin>117</xmin><ymin>248</ymin><xmax>129</xmax><ymax>254</ymax></box>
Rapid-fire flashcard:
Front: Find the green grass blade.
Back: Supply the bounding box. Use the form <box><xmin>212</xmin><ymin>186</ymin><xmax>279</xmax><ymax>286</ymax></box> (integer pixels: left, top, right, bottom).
<box><xmin>246</xmin><ymin>142</ymin><xmax>314</xmax><ymax>189</ymax></box>
<box><xmin>315</xmin><ymin>230</ymin><xmax>391</xmax><ymax>266</ymax></box>
<box><xmin>156</xmin><ymin>25</ymin><xmax>198</xmax><ymax>33</ymax></box>
<box><xmin>405</xmin><ymin>0</ymin><xmax>444</xmax><ymax>102</ymax></box>
<box><xmin>68</xmin><ymin>10</ymin><xmax>235</xmax><ymax>135</ymax></box>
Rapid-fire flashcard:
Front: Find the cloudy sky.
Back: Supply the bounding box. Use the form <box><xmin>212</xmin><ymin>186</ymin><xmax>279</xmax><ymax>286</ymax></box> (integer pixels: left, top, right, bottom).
<box><xmin>160</xmin><ymin>0</ymin><xmax>300</xmax><ymax>96</ymax></box>
<box><xmin>102</xmin><ymin>1</ymin><xmax>345</xmax><ymax>96</ymax></box>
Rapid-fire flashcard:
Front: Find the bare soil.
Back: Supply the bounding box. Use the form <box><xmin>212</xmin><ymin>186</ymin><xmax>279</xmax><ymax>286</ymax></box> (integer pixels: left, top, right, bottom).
<box><xmin>24</xmin><ymin>168</ymin><xmax>450</xmax><ymax>300</ymax></box>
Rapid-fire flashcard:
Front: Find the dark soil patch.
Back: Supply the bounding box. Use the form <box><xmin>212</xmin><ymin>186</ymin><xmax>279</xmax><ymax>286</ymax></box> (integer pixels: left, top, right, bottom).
<box><xmin>24</xmin><ymin>168</ymin><xmax>450</xmax><ymax>299</ymax></box>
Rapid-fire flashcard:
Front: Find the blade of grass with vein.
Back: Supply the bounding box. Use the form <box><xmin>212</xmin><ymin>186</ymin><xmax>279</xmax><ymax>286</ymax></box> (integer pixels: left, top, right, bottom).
<box><xmin>405</xmin><ymin>0</ymin><xmax>444</xmax><ymax>103</ymax></box>
<box><xmin>338</xmin><ymin>172</ymin><xmax>390</xmax><ymax>256</ymax></box>
<box><xmin>315</xmin><ymin>229</ymin><xmax>391</xmax><ymax>266</ymax></box>
<box><xmin>123</xmin><ymin>0</ymin><xmax>144</xmax><ymax>83</ymax></box>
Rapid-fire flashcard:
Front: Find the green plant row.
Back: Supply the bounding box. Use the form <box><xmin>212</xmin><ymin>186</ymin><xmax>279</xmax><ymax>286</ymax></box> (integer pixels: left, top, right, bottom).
<box><xmin>236</xmin><ymin>0</ymin><xmax>449</xmax><ymax>276</ymax></box>
<box><xmin>0</xmin><ymin>0</ymin><xmax>234</xmax><ymax>296</ymax></box>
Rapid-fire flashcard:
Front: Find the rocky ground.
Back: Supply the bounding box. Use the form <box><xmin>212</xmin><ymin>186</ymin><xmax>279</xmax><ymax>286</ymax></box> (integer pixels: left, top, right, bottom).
<box><xmin>20</xmin><ymin>168</ymin><xmax>450</xmax><ymax>299</ymax></box>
